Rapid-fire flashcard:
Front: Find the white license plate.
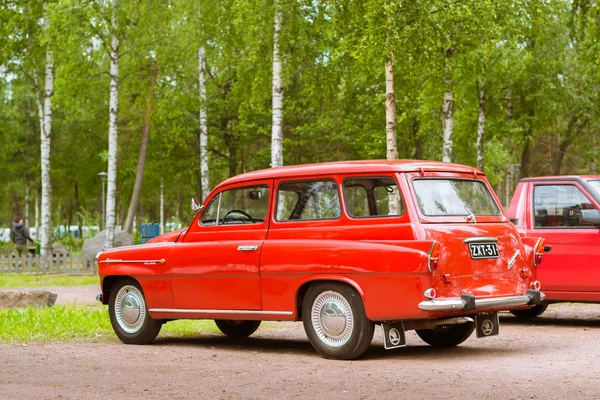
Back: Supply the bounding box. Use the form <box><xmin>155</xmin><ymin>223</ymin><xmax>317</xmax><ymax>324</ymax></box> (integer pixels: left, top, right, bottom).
<box><xmin>468</xmin><ymin>242</ymin><xmax>499</xmax><ymax>259</ymax></box>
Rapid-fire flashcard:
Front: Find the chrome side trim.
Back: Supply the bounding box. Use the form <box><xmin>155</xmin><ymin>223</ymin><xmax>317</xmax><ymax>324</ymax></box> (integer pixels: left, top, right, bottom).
<box><xmin>463</xmin><ymin>236</ymin><xmax>498</xmax><ymax>243</ymax></box>
<box><xmin>418</xmin><ymin>292</ymin><xmax>545</xmax><ymax>312</ymax></box>
<box><xmin>100</xmin><ymin>258</ymin><xmax>165</xmax><ymax>265</ymax></box>
<box><xmin>148</xmin><ymin>308</ymin><xmax>293</xmax><ymax>316</ymax></box>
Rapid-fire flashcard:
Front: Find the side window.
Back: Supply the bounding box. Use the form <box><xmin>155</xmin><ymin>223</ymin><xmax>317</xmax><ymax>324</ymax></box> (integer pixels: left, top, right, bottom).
<box><xmin>533</xmin><ymin>184</ymin><xmax>596</xmax><ymax>228</ymax></box>
<box><xmin>343</xmin><ymin>177</ymin><xmax>405</xmax><ymax>218</ymax></box>
<box><xmin>200</xmin><ymin>185</ymin><xmax>269</xmax><ymax>226</ymax></box>
<box><xmin>276</xmin><ymin>180</ymin><xmax>341</xmax><ymax>221</ymax></box>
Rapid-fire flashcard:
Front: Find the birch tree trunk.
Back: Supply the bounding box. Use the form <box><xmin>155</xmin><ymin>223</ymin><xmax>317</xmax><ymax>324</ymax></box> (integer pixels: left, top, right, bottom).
<box><xmin>476</xmin><ymin>81</ymin><xmax>486</xmax><ymax>171</ymax></box>
<box><xmin>442</xmin><ymin>72</ymin><xmax>454</xmax><ymax>163</ymax></box>
<box><xmin>385</xmin><ymin>57</ymin><xmax>398</xmax><ymax>160</ymax></box>
<box><xmin>104</xmin><ymin>20</ymin><xmax>119</xmax><ymax>249</ymax></box>
<box><xmin>40</xmin><ymin>28</ymin><xmax>53</xmax><ymax>261</ymax></box>
<box><xmin>199</xmin><ymin>46</ymin><xmax>210</xmax><ymax>199</ymax></box>
<box><xmin>271</xmin><ymin>1</ymin><xmax>284</xmax><ymax>168</ymax></box>
<box><xmin>123</xmin><ymin>60</ymin><xmax>159</xmax><ymax>233</ymax></box>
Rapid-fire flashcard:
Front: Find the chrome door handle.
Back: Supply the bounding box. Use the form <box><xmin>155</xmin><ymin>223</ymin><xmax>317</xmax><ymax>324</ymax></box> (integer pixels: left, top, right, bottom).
<box><xmin>237</xmin><ymin>245</ymin><xmax>258</xmax><ymax>252</ymax></box>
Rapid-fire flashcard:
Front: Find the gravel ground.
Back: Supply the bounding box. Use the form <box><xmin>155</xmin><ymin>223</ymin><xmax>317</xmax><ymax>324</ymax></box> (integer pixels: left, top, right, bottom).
<box><xmin>1</xmin><ymin>287</ymin><xmax>599</xmax><ymax>400</ymax></box>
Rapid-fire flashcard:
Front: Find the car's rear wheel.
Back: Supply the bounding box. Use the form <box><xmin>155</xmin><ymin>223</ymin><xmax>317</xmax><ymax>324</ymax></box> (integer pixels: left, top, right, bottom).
<box><xmin>302</xmin><ymin>282</ymin><xmax>374</xmax><ymax>360</ymax></box>
<box><xmin>510</xmin><ymin>304</ymin><xmax>548</xmax><ymax>318</ymax></box>
<box><xmin>109</xmin><ymin>278</ymin><xmax>162</xmax><ymax>344</ymax></box>
<box><xmin>416</xmin><ymin>322</ymin><xmax>475</xmax><ymax>347</ymax></box>
<box><xmin>215</xmin><ymin>320</ymin><xmax>261</xmax><ymax>338</ymax></box>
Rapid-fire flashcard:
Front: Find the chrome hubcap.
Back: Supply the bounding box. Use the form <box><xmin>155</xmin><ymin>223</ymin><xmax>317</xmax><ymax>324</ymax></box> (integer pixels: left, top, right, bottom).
<box><xmin>311</xmin><ymin>291</ymin><xmax>354</xmax><ymax>347</ymax></box>
<box><xmin>114</xmin><ymin>285</ymin><xmax>146</xmax><ymax>334</ymax></box>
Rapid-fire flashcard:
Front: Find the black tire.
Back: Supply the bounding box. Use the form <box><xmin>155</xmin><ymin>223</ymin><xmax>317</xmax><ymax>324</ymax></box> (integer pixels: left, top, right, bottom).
<box><xmin>302</xmin><ymin>282</ymin><xmax>375</xmax><ymax>360</ymax></box>
<box><xmin>108</xmin><ymin>278</ymin><xmax>162</xmax><ymax>344</ymax></box>
<box><xmin>510</xmin><ymin>304</ymin><xmax>549</xmax><ymax>318</ymax></box>
<box><xmin>215</xmin><ymin>320</ymin><xmax>262</xmax><ymax>338</ymax></box>
<box><xmin>416</xmin><ymin>322</ymin><xmax>475</xmax><ymax>347</ymax></box>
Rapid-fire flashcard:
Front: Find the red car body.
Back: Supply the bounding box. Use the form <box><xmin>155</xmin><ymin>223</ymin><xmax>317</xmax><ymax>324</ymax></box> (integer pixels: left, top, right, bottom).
<box><xmin>508</xmin><ymin>176</ymin><xmax>600</xmax><ymax>316</ymax></box>
<box><xmin>97</xmin><ymin>160</ymin><xmax>545</xmax><ymax>359</ymax></box>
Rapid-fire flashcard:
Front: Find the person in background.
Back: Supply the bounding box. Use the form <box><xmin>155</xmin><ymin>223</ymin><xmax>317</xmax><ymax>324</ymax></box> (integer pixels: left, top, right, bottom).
<box><xmin>11</xmin><ymin>216</ymin><xmax>34</xmax><ymax>257</ymax></box>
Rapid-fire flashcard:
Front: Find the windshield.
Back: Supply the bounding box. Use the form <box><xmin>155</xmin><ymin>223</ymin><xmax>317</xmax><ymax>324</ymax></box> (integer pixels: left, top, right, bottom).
<box><xmin>587</xmin><ymin>180</ymin><xmax>600</xmax><ymax>198</ymax></box>
<box><xmin>413</xmin><ymin>179</ymin><xmax>500</xmax><ymax>217</ymax></box>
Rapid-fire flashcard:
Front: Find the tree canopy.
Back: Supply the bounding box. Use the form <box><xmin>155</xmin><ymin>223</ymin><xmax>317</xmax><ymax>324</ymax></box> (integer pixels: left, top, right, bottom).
<box><xmin>1</xmin><ymin>0</ymin><xmax>599</xmax><ymax>234</ymax></box>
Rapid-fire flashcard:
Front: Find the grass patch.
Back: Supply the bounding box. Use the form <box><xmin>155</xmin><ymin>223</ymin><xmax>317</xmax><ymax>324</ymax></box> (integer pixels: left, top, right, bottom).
<box><xmin>0</xmin><ymin>305</ymin><xmax>221</xmax><ymax>343</ymax></box>
<box><xmin>0</xmin><ymin>274</ymin><xmax>99</xmax><ymax>288</ymax></box>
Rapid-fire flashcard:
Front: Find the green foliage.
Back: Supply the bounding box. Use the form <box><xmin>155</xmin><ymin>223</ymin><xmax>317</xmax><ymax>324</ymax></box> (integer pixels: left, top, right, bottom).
<box><xmin>1</xmin><ymin>0</ymin><xmax>599</xmax><ymax>227</ymax></box>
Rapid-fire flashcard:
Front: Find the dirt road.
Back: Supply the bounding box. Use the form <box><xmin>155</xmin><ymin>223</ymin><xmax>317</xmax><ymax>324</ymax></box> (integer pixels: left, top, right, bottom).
<box><xmin>1</xmin><ymin>289</ymin><xmax>599</xmax><ymax>400</ymax></box>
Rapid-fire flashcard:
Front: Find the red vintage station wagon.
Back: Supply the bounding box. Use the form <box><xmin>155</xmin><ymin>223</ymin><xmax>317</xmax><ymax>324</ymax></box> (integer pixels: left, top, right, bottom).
<box><xmin>96</xmin><ymin>160</ymin><xmax>546</xmax><ymax>359</ymax></box>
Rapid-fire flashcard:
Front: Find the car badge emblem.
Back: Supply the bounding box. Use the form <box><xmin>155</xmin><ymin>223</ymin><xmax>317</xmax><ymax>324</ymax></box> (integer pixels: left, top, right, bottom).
<box><xmin>388</xmin><ymin>328</ymin><xmax>401</xmax><ymax>346</ymax></box>
<box><xmin>507</xmin><ymin>249</ymin><xmax>520</xmax><ymax>269</ymax></box>
<box><xmin>481</xmin><ymin>319</ymin><xmax>494</xmax><ymax>336</ymax></box>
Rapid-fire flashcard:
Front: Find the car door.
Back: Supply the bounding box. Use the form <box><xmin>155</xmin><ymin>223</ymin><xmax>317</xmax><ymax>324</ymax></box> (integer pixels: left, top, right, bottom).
<box><xmin>527</xmin><ymin>181</ymin><xmax>600</xmax><ymax>292</ymax></box>
<box><xmin>170</xmin><ymin>180</ymin><xmax>272</xmax><ymax>310</ymax></box>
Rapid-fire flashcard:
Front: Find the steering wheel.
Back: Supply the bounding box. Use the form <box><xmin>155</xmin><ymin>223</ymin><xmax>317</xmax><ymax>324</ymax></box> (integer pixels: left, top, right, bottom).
<box><xmin>223</xmin><ymin>209</ymin><xmax>255</xmax><ymax>224</ymax></box>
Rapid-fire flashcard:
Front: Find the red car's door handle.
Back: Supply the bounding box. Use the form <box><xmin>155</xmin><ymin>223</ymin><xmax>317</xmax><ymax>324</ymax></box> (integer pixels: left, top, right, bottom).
<box><xmin>237</xmin><ymin>245</ymin><xmax>258</xmax><ymax>252</ymax></box>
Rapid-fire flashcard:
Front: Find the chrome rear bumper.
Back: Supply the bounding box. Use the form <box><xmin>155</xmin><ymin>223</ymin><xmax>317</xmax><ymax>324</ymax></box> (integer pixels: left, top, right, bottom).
<box><xmin>418</xmin><ymin>289</ymin><xmax>545</xmax><ymax>312</ymax></box>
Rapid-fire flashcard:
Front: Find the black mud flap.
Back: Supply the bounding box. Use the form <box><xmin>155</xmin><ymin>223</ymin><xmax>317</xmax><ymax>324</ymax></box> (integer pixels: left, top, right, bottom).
<box><xmin>382</xmin><ymin>321</ymin><xmax>407</xmax><ymax>350</ymax></box>
<box><xmin>475</xmin><ymin>312</ymin><xmax>499</xmax><ymax>338</ymax></box>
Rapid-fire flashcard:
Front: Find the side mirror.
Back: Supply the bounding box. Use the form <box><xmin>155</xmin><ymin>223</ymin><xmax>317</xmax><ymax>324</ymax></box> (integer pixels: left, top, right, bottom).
<box><xmin>580</xmin><ymin>209</ymin><xmax>600</xmax><ymax>226</ymax></box>
<box><xmin>191</xmin><ymin>198</ymin><xmax>203</xmax><ymax>212</ymax></box>
<box><xmin>248</xmin><ymin>191</ymin><xmax>263</xmax><ymax>200</ymax></box>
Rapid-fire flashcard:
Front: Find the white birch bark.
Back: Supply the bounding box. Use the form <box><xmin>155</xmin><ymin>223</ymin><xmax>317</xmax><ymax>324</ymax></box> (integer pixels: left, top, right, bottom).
<box><xmin>104</xmin><ymin>18</ymin><xmax>119</xmax><ymax>250</ymax></box>
<box><xmin>199</xmin><ymin>46</ymin><xmax>210</xmax><ymax>199</ymax></box>
<box><xmin>442</xmin><ymin>72</ymin><xmax>454</xmax><ymax>163</ymax></box>
<box><xmin>385</xmin><ymin>58</ymin><xmax>398</xmax><ymax>160</ymax></box>
<box><xmin>40</xmin><ymin>22</ymin><xmax>53</xmax><ymax>261</ymax></box>
<box><xmin>271</xmin><ymin>1</ymin><xmax>284</xmax><ymax>168</ymax></box>
<box><xmin>385</xmin><ymin>57</ymin><xmax>399</xmax><ymax>215</ymax></box>
<box><xmin>160</xmin><ymin>178</ymin><xmax>164</xmax><ymax>235</ymax></box>
<box><xmin>476</xmin><ymin>81</ymin><xmax>486</xmax><ymax>171</ymax></box>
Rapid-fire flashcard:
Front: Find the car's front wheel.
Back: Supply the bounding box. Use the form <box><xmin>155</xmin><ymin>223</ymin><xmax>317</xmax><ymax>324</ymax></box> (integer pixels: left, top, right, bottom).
<box><xmin>109</xmin><ymin>278</ymin><xmax>162</xmax><ymax>344</ymax></box>
<box><xmin>416</xmin><ymin>322</ymin><xmax>475</xmax><ymax>347</ymax></box>
<box><xmin>510</xmin><ymin>304</ymin><xmax>548</xmax><ymax>318</ymax></box>
<box><xmin>215</xmin><ymin>320</ymin><xmax>261</xmax><ymax>338</ymax></box>
<box><xmin>302</xmin><ymin>282</ymin><xmax>374</xmax><ymax>360</ymax></box>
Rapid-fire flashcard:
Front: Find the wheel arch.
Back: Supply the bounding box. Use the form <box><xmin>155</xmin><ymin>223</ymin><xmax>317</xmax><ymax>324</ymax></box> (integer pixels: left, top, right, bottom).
<box><xmin>295</xmin><ymin>277</ymin><xmax>365</xmax><ymax>320</ymax></box>
<box><xmin>101</xmin><ymin>275</ymin><xmax>140</xmax><ymax>305</ymax></box>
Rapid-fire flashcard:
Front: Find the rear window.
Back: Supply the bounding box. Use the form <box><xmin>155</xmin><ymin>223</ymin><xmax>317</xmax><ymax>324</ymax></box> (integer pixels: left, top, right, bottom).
<box><xmin>413</xmin><ymin>179</ymin><xmax>500</xmax><ymax>217</ymax></box>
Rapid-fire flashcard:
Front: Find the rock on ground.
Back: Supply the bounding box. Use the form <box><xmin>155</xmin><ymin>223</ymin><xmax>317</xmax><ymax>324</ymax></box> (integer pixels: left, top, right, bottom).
<box><xmin>51</xmin><ymin>242</ymin><xmax>69</xmax><ymax>255</ymax></box>
<box><xmin>0</xmin><ymin>290</ymin><xmax>57</xmax><ymax>308</ymax></box>
<box><xmin>81</xmin><ymin>230</ymin><xmax>135</xmax><ymax>261</ymax></box>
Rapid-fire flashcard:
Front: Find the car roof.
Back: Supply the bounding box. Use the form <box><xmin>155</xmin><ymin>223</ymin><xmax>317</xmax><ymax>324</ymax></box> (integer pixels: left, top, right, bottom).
<box><xmin>521</xmin><ymin>175</ymin><xmax>600</xmax><ymax>182</ymax></box>
<box><xmin>216</xmin><ymin>160</ymin><xmax>484</xmax><ymax>188</ymax></box>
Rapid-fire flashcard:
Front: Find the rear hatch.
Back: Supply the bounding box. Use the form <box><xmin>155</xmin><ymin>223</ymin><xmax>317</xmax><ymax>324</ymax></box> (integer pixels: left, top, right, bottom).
<box><xmin>410</xmin><ymin>175</ymin><xmax>529</xmax><ymax>297</ymax></box>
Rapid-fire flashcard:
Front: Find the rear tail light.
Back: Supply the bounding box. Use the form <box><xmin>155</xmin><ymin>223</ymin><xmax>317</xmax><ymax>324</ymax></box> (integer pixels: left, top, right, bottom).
<box><xmin>424</xmin><ymin>288</ymin><xmax>437</xmax><ymax>299</ymax></box>
<box><xmin>428</xmin><ymin>241</ymin><xmax>440</xmax><ymax>272</ymax></box>
<box><xmin>533</xmin><ymin>238</ymin><xmax>545</xmax><ymax>267</ymax></box>
<box><xmin>531</xmin><ymin>280</ymin><xmax>541</xmax><ymax>290</ymax></box>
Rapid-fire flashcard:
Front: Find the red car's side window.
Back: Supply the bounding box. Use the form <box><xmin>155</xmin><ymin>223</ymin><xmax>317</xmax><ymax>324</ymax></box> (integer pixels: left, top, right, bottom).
<box><xmin>275</xmin><ymin>180</ymin><xmax>341</xmax><ymax>222</ymax></box>
<box><xmin>200</xmin><ymin>185</ymin><xmax>270</xmax><ymax>226</ymax></box>
<box><xmin>533</xmin><ymin>184</ymin><xmax>599</xmax><ymax>228</ymax></box>
<box><xmin>342</xmin><ymin>176</ymin><xmax>405</xmax><ymax>218</ymax></box>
